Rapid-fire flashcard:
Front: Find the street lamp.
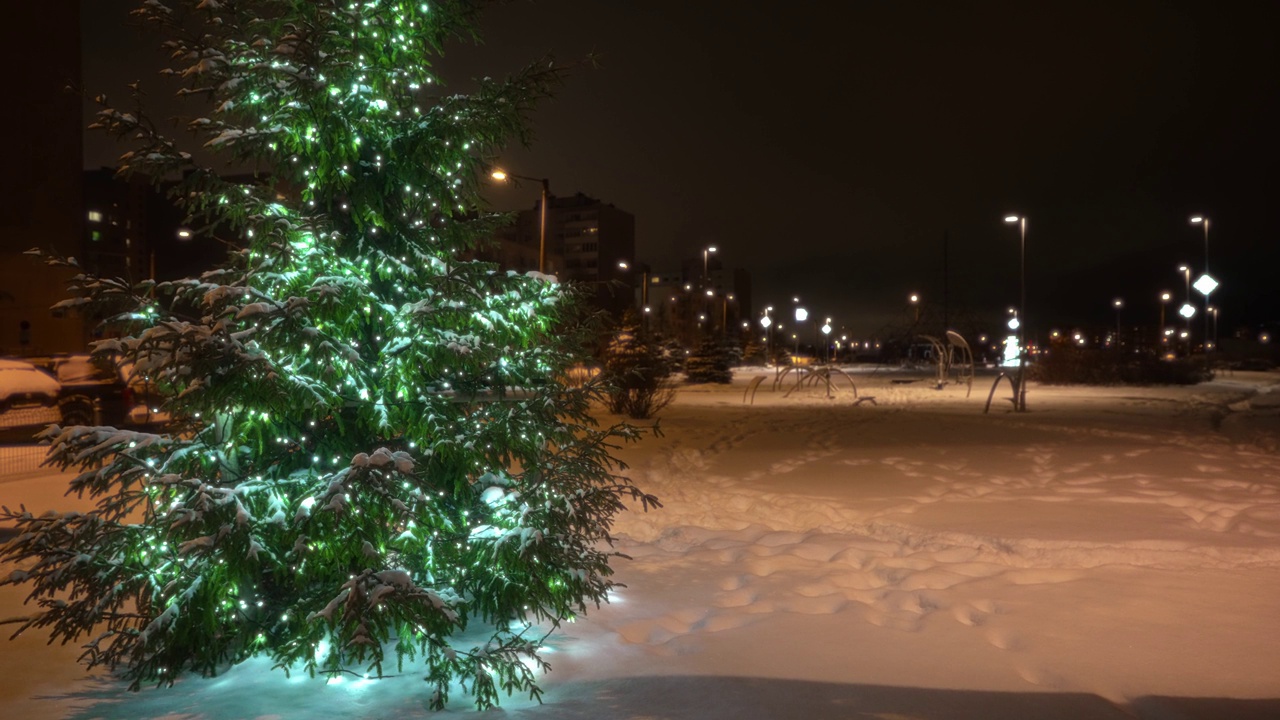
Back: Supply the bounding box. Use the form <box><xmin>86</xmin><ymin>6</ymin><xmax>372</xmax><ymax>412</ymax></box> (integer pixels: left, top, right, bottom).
<box><xmin>909</xmin><ymin>293</ymin><xmax>920</xmax><ymax>323</ymax></box>
<box><xmin>760</xmin><ymin>307</ymin><xmax>774</xmax><ymax>364</ymax></box>
<box><xmin>1178</xmin><ymin>264</ymin><xmax>1193</xmax><ymax>356</ymax></box>
<box><xmin>821</xmin><ymin>317</ymin><xmax>832</xmax><ymax>363</ymax></box>
<box><xmin>491</xmin><ymin>168</ymin><xmax>551</xmax><ymax>274</ymax></box>
<box><xmin>1190</xmin><ymin>216</ymin><xmax>1214</xmax><ymax>367</ymax></box>
<box><xmin>1113</xmin><ymin>297</ymin><xmax>1124</xmax><ymax>349</ymax></box>
<box><xmin>1159</xmin><ymin>291</ymin><xmax>1171</xmax><ymax>348</ymax></box>
<box><xmin>703</xmin><ymin>245</ymin><xmax>718</xmax><ymax>286</ymax></box>
<box><xmin>794</xmin><ymin>305</ymin><xmax>808</xmax><ymax>359</ymax></box>
<box><xmin>1004</xmin><ymin>215</ymin><xmax>1027</xmax><ymax>411</ymax></box>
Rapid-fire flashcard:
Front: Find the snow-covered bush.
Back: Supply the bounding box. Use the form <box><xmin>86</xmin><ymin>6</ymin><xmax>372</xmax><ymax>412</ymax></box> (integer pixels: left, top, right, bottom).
<box><xmin>0</xmin><ymin>0</ymin><xmax>656</xmax><ymax>709</ymax></box>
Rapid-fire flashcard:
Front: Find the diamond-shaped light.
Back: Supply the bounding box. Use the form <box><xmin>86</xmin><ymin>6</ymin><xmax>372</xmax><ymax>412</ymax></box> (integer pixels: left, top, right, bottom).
<box><xmin>1193</xmin><ymin>273</ymin><xmax>1218</xmax><ymax>296</ymax></box>
<box><xmin>1179</xmin><ymin>303</ymin><xmax>1196</xmax><ymax>319</ymax></box>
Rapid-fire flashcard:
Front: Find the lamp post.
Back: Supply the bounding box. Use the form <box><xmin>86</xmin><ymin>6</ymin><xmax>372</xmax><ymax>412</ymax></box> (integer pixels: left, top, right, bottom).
<box><xmin>909</xmin><ymin>293</ymin><xmax>920</xmax><ymax>323</ymax></box>
<box><xmin>491</xmin><ymin>169</ymin><xmax>550</xmax><ymax>274</ymax></box>
<box><xmin>702</xmin><ymin>245</ymin><xmax>718</xmax><ymax>286</ymax></box>
<box><xmin>1190</xmin><ymin>216</ymin><xmax>1216</xmax><ymax>370</ymax></box>
<box><xmin>760</xmin><ymin>307</ymin><xmax>773</xmax><ymax>364</ymax></box>
<box><xmin>794</xmin><ymin>305</ymin><xmax>808</xmax><ymax>360</ymax></box>
<box><xmin>1113</xmin><ymin>298</ymin><xmax>1124</xmax><ymax>349</ymax></box>
<box><xmin>1159</xmin><ymin>291</ymin><xmax>1171</xmax><ymax>350</ymax></box>
<box><xmin>821</xmin><ymin>317</ymin><xmax>833</xmax><ymax>364</ymax></box>
<box><xmin>1178</xmin><ymin>264</ymin><xmax>1193</xmax><ymax>356</ymax></box>
<box><xmin>1004</xmin><ymin>215</ymin><xmax>1027</xmax><ymax>411</ymax></box>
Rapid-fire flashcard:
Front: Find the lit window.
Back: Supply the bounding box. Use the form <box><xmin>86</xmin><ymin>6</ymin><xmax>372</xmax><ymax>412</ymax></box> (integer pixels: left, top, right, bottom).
<box><xmin>87</xmin><ymin>210</ymin><xmax>103</xmax><ymax>223</ymax></box>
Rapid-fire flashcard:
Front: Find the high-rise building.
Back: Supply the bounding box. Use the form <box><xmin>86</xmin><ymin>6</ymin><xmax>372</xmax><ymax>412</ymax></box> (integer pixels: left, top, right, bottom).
<box><xmin>499</xmin><ymin>193</ymin><xmax>636</xmax><ymax>315</ymax></box>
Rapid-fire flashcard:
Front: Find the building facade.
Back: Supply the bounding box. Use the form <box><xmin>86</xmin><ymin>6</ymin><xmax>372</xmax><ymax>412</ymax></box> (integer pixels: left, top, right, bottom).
<box><xmin>0</xmin><ymin>4</ymin><xmax>84</xmax><ymax>355</ymax></box>
<box><xmin>493</xmin><ymin>193</ymin><xmax>636</xmax><ymax>315</ymax></box>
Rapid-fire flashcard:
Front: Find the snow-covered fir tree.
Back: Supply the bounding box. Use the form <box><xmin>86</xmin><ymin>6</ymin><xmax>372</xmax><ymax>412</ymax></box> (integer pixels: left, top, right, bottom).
<box><xmin>0</xmin><ymin>0</ymin><xmax>656</xmax><ymax>709</ymax></box>
<box><xmin>683</xmin><ymin>336</ymin><xmax>733</xmax><ymax>384</ymax></box>
<box><xmin>599</xmin><ymin>310</ymin><xmax>674</xmax><ymax>419</ymax></box>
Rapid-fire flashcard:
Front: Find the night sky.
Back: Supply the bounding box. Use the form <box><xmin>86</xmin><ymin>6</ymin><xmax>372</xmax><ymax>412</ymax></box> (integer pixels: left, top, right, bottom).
<box><xmin>81</xmin><ymin>1</ymin><xmax>1280</xmax><ymax>337</ymax></box>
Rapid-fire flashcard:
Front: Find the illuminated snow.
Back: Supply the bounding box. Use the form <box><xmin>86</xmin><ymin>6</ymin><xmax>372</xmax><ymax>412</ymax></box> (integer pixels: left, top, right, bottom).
<box><xmin>4</xmin><ymin>369</ymin><xmax>1280</xmax><ymax>718</ymax></box>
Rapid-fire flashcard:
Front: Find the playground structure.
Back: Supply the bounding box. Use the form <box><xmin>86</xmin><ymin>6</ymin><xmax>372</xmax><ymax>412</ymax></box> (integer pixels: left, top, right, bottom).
<box><xmin>743</xmin><ymin>364</ymin><xmax>863</xmax><ymax>405</ymax></box>
<box><xmin>916</xmin><ymin>331</ymin><xmax>975</xmax><ymax>396</ymax></box>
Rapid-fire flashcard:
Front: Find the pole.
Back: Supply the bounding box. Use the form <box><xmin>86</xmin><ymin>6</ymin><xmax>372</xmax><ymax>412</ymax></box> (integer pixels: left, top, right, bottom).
<box><xmin>1179</xmin><ymin>266</ymin><xmax>1190</xmax><ymax>357</ymax></box>
<box><xmin>1203</xmin><ymin>220</ymin><xmax>1211</xmax><ymax>370</ymax></box>
<box><xmin>537</xmin><ymin>179</ymin><xmax>549</xmax><ymax>275</ymax></box>
<box><xmin>943</xmin><ymin>230</ymin><xmax>950</xmax><ymax>332</ymax></box>
<box><xmin>1018</xmin><ymin>218</ymin><xmax>1026</xmax><ymax>412</ymax></box>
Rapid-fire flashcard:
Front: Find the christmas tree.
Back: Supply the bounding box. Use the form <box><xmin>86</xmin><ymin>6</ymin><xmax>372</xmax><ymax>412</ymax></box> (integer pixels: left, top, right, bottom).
<box><xmin>1</xmin><ymin>0</ymin><xmax>656</xmax><ymax>709</ymax></box>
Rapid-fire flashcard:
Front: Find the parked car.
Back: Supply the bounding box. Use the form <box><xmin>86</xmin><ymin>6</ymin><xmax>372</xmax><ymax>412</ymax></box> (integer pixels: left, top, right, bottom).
<box><xmin>0</xmin><ymin>358</ymin><xmax>63</xmax><ymax>442</ymax></box>
<box><xmin>21</xmin><ymin>354</ymin><xmax>168</xmax><ymax>429</ymax></box>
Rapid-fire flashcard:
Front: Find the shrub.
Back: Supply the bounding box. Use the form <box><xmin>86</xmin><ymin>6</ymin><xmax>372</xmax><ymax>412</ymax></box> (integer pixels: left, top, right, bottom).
<box><xmin>1031</xmin><ymin>347</ymin><xmax>1210</xmax><ymax>385</ymax></box>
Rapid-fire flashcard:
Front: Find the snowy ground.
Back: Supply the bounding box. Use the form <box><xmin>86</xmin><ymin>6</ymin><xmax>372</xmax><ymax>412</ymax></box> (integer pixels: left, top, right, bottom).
<box><xmin>4</xmin><ymin>367</ymin><xmax>1280</xmax><ymax>719</ymax></box>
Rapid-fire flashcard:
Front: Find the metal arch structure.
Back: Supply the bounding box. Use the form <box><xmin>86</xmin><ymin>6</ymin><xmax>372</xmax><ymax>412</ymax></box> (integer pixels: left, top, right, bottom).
<box><xmin>918</xmin><ymin>334</ymin><xmax>948</xmax><ymax>387</ymax></box>
<box><xmin>945</xmin><ymin>330</ymin><xmax>975</xmax><ymax>398</ymax></box>
<box><xmin>757</xmin><ymin>365</ymin><xmax>859</xmax><ymax>402</ymax></box>
<box><xmin>983</xmin><ymin>371</ymin><xmax>1021</xmax><ymax>414</ymax></box>
<box><xmin>917</xmin><ymin>332</ymin><xmax>975</xmax><ymax>397</ymax></box>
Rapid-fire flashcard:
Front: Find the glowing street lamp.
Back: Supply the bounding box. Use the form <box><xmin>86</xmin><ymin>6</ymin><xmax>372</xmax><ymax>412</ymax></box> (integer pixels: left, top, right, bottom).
<box><xmin>760</xmin><ymin>307</ymin><xmax>774</xmax><ymax>362</ymax></box>
<box><xmin>491</xmin><ymin>168</ymin><xmax>551</xmax><ymax>274</ymax></box>
<box><xmin>794</xmin><ymin>305</ymin><xmax>808</xmax><ymax>358</ymax></box>
<box><xmin>1159</xmin><ymin>291</ymin><xmax>1171</xmax><ymax>345</ymax></box>
<box><xmin>703</xmin><ymin>245</ymin><xmax>718</xmax><ymax>285</ymax></box>
<box><xmin>908</xmin><ymin>293</ymin><xmax>920</xmax><ymax>323</ymax></box>
<box><xmin>821</xmin><ymin>317</ymin><xmax>833</xmax><ymax>363</ymax></box>
<box><xmin>1190</xmin><ymin>216</ymin><xmax>1215</xmax><ymax>367</ymax></box>
<box><xmin>1113</xmin><ymin>298</ymin><xmax>1124</xmax><ymax>348</ymax></box>
<box><xmin>1004</xmin><ymin>215</ymin><xmax>1027</xmax><ymax>411</ymax></box>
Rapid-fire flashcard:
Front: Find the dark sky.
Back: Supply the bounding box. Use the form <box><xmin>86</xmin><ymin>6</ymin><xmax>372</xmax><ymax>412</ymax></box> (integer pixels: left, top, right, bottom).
<box><xmin>81</xmin><ymin>1</ymin><xmax>1280</xmax><ymax>337</ymax></box>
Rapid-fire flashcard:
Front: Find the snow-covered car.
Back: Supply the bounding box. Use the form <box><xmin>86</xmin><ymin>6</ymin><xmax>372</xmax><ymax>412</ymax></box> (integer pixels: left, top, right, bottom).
<box><xmin>0</xmin><ymin>359</ymin><xmax>63</xmax><ymax>442</ymax></box>
<box><xmin>21</xmin><ymin>354</ymin><xmax>168</xmax><ymax>429</ymax></box>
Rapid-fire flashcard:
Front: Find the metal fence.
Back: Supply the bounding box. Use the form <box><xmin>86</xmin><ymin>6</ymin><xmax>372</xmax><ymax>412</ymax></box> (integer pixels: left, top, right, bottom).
<box><xmin>0</xmin><ymin>443</ymin><xmax>53</xmax><ymax>479</ymax></box>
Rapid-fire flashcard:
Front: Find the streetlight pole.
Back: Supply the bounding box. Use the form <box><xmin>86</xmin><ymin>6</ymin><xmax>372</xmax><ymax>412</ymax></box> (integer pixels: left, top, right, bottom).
<box><xmin>1159</xmin><ymin>291</ymin><xmax>1171</xmax><ymax>352</ymax></box>
<box><xmin>822</xmin><ymin>317</ymin><xmax>833</xmax><ymax>364</ymax></box>
<box><xmin>703</xmin><ymin>245</ymin><xmax>718</xmax><ymax>286</ymax></box>
<box><xmin>1113</xmin><ymin>298</ymin><xmax>1124</xmax><ymax>349</ymax></box>
<box><xmin>1178</xmin><ymin>264</ymin><xmax>1192</xmax><ymax>356</ymax></box>
<box><xmin>1190</xmin><ymin>216</ymin><xmax>1212</xmax><ymax>369</ymax></box>
<box><xmin>491</xmin><ymin>169</ymin><xmax>551</xmax><ymax>274</ymax></box>
<box><xmin>760</xmin><ymin>307</ymin><xmax>773</xmax><ymax>365</ymax></box>
<box><xmin>1207</xmin><ymin>306</ymin><xmax>1219</xmax><ymax>351</ymax></box>
<box><xmin>1004</xmin><ymin>215</ymin><xmax>1027</xmax><ymax>411</ymax></box>
<box><xmin>794</xmin><ymin>304</ymin><xmax>808</xmax><ymax>361</ymax></box>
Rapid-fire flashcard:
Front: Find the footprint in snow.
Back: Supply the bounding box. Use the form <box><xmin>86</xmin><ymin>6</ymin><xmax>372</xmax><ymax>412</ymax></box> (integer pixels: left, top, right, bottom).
<box><xmin>952</xmin><ymin>605</ymin><xmax>985</xmax><ymax>627</ymax></box>
<box><xmin>985</xmin><ymin>627</ymin><xmax>1021</xmax><ymax>651</ymax></box>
